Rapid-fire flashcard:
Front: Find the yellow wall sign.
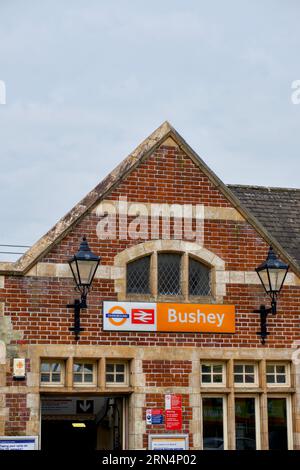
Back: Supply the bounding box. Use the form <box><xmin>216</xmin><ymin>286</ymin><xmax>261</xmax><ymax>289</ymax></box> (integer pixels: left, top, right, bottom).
<box><xmin>103</xmin><ymin>302</ymin><xmax>235</xmax><ymax>333</ymax></box>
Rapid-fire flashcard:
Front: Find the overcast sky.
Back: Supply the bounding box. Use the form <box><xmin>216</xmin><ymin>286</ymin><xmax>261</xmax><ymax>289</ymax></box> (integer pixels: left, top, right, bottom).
<box><xmin>0</xmin><ymin>1</ymin><xmax>299</xmax><ymax>259</ymax></box>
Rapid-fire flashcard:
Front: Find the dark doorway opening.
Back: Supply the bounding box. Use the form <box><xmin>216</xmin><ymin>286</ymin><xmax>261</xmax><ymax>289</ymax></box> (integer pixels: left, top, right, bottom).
<box><xmin>41</xmin><ymin>396</ymin><xmax>124</xmax><ymax>451</ymax></box>
<box><xmin>42</xmin><ymin>419</ymin><xmax>96</xmax><ymax>451</ymax></box>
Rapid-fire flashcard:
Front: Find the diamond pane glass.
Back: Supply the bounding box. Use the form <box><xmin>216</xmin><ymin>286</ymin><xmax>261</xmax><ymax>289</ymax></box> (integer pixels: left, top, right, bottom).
<box><xmin>158</xmin><ymin>253</ymin><xmax>181</xmax><ymax>295</ymax></box>
<box><xmin>189</xmin><ymin>258</ymin><xmax>211</xmax><ymax>296</ymax></box>
<box><xmin>127</xmin><ymin>256</ymin><xmax>150</xmax><ymax>294</ymax></box>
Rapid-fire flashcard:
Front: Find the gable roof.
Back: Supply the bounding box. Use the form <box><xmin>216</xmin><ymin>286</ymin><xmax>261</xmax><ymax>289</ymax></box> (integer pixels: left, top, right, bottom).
<box><xmin>229</xmin><ymin>185</ymin><xmax>300</xmax><ymax>269</ymax></box>
<box><xmin>1</xmin><ymin>121</ymin><xmax>299</xmax><ymax>277</ymax></box>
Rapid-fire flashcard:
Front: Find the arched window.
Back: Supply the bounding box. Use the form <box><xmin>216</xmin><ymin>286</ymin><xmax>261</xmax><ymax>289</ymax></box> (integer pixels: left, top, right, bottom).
<box><xmin>126</xmin><ymin>252</ymin><xmax>211</xmax><ymax>299</ymax></box>
<box><xmin>158</xmin><ymin>253</ymin><xmax>182</xmax><ymax>296</ymax></box>
<box><xmin>126</xmin><ymin>255</ymin><xmax>151</xmax><ymax>294</ymax></box>
<box><xmin>189</xmin><ymin>257</ymin><xmax>211</xmax><ymax>296</ymax></box>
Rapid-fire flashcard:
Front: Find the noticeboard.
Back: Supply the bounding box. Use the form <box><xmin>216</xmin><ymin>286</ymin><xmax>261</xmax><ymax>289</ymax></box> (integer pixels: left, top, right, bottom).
<box><xmin>0</xmin><ymin>436</ymin><xmax>39</xmax><ymax>450</ymax></box>
<box><xmin>148</xmin><ymin>434</ymin><xmax>189</xmax><ymax>450</ymax></box>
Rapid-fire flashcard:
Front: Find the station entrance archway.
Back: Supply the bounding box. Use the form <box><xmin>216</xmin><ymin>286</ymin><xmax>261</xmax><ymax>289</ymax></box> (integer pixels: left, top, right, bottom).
<box><xmin>41</xmin><ymin>395</ymin><xmax>126</xmax><ymax>451</ymax></box>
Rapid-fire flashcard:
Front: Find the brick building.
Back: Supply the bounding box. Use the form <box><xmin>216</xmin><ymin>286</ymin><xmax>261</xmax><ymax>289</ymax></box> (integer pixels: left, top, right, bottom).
<box><xmin>0</xmin><ymin>121</ymin><xmax>299</xmax><ymax>450</ymax></box>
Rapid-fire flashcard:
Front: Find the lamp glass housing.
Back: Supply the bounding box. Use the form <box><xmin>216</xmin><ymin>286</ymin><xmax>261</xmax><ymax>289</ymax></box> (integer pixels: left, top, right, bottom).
<box><xmin>255</xmin><ymin>247</ymin><xmax>289</xmax><ymax>298</ymax></box>
<box><xmin>68</xmin><ymin>237</ymin><xmax>100</xmax><ymax>293</ymax></box>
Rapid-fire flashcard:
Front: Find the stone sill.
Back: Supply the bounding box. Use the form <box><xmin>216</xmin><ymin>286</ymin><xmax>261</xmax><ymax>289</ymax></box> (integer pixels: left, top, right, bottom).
<box><xmin>39</xmin><ymin>387</ymin><xmax>134</xmax><ymax>395</ymax></box>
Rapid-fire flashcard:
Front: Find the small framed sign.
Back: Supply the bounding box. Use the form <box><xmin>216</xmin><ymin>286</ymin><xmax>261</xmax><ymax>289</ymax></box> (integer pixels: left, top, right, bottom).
<box><xmin>146</xmin><ymin>409</ymin><xmax>164</xmax><ymax>425</ymax></box>
<box><xmin>148</xmin><ymin>434</ymin><xmax>189</xmax><ymax>450</ymax></box>
<box><xmin>13</xmin><ymin>358</ymin><xmax>26</xmax><ymax>379</ymax></box>
<box><xmin>0</xmin><ymin>436</ymin><xmax>39</xmax><ymax>450</ymax></box>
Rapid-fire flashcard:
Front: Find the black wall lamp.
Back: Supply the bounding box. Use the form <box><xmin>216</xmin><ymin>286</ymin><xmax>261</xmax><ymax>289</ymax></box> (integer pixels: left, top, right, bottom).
<box><xmin>255</xmin><ymin>246</ymin><xmax>289</xmax><ymax>344</ymax></box>
<box><xmin>67</xmin><ymin>236</ymin><xmax>100</xmax><ymax>340</ymax></box>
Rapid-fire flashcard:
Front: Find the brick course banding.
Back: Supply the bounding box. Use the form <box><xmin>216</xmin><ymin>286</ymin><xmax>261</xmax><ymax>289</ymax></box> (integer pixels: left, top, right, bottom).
<box><xmin>0</xmin><ymin>124</ymin><xmax>299</xmax><ymax>449</ymax></box>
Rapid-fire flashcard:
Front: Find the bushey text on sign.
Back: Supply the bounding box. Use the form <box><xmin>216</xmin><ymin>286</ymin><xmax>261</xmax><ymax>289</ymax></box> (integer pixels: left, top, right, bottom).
<box><xmin>103</xmin><ymin>301</ymin><xmax>235</xmax><ymax>333</ymax></box>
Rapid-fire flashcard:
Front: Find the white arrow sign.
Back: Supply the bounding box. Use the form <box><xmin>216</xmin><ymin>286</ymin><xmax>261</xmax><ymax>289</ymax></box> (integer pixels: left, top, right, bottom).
<box><xmin>77</xmin><ymin>400</ymin><xmax>94</xmax><ymax>413</ymax></box>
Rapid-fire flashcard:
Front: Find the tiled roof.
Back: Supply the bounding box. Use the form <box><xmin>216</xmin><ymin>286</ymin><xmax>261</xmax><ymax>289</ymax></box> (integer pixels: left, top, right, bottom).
<box><xmin>228</xmin><ymin>185</ymin><xmax>300</xmax><ymax>269</ymax></box>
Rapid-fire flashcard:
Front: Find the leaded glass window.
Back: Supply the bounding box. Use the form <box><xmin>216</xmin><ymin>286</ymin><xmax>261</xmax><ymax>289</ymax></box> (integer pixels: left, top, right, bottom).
<box><xmin>126</xmin><ymin>256</ymin><xmax>150</xmax><ymax>294</ymax></box>
<box><xmin>189</xmin><ymin>257</ymin><xmax>211</xmax><ymax>296</ymax></box>
<box><xmin>158</xmin><ymin>253</ymin><xmax>182</xmax><ymax>296</ymax></box>
<box><xmin>126</xmin><ymin>251</ymin><xmax>213</xmax><ymax>299</ymax></box>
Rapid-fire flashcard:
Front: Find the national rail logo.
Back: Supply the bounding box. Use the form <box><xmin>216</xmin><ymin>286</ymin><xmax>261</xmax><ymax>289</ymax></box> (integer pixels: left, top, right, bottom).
<box><xmin>132</xmin><ymin>309</ymin><xmax>155</xmax><ymax>324</ymax></box>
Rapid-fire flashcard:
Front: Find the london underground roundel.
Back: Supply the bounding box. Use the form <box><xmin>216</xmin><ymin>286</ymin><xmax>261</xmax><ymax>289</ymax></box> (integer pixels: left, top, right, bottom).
<box><xmin>106</xmin><ymin>305</ymin><xmax>129</xmax><ymax>327</ymax></box>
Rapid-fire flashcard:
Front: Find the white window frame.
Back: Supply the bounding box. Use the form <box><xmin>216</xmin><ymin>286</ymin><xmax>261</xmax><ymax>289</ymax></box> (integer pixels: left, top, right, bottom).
<box><xmin>267</xmin><ymin>394</ymin><xmax>293</xmax><ymax>450</ymax></box>
<box><xmin>73</xmin><ymin>360</ymin><xmax>97</xmax><ymax>387</ymax></box>
<box><xmin>105</xmin><ymin>360</ymin><xmax>129</xmax><ymax>387</ymax></box>
<box><xmin>234</xmin><ymin>394</ymin><xmax>261</xmax><ymax>450</ymax></box>
<box><xmin>40</xmin><ymin>360</ymin><xmax>65</xmax><ymax>387</ymax></box>
<box><xmin>234</xmin><ymin>362</ymin><xmax>258</xmax><ymax>387</ymax></box>
<box><xmin>201</xmin><ymin>395</ymin><xmax>228</xmax><ymax>450</ymax></box>
<box><xmin>266</xmin><ymin>362</ymin><xmax>290</xmax><ymax>387</ymax></box>
<box><xmin>200</xmin><ymin>362</ymin><xmax>226</xmax><ymax>387</ymax></box>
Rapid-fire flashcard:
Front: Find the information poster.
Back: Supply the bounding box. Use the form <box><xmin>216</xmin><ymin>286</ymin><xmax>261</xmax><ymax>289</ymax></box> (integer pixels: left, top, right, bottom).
<box><xmin>165</xmin><ymin>394</ymin><xmax>182</xmax><ymax>431</ymax></box>
<box><xmin>0</xmin><ymin>436</ymin><xmax>39</xmax><ymax>450</ymax></box>
<box><xmin>146</xmin><ymin>409</ymin><xmax>164</xmax><ymax>425</ymax></box>
<box><xmin>148</xmin><ymin>434</ymin><xmax>189</xmax><ymax>450</ymax></box>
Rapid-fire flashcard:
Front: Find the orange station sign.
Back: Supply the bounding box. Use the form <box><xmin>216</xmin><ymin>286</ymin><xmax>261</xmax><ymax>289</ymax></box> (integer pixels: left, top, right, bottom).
<box><xmin>103</xmin><ymin>301</ymin><xmax>235</xmax><ymax>333</ymax></box>
<box><xmin>157</xmin><ymin>303</ymin><xmax>235</xmax><ymax>333</ymax></box>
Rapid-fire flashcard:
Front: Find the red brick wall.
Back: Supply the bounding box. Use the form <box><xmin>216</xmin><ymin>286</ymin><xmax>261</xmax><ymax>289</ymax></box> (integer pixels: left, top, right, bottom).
<box><xmin>42</xmin><ymin>145</ymin><xmax>267</xmax><ymax>271</ymax></box>
<box><xmin>5</xmin><ymin>394</ymin><xmax>30</xmax><ymax>435</ymax></box>
<box><xmin>1</xmin><ymin>142</ymin><xmax>299</xmax><ymax>445</ymax></box>
<box><xmin>142</xmin><ymin>393</ymin><xmax>192</xmax><ymax>449</ymax></box>
<box><xmin>143</xmin><ymin>360</ymin><xmax>192</xmax><ymax>387</ymax></box>
<box><xmin>0</xmin><ymin>144</ymin><xmax>299</xmax><ymax>348</ymax></box>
